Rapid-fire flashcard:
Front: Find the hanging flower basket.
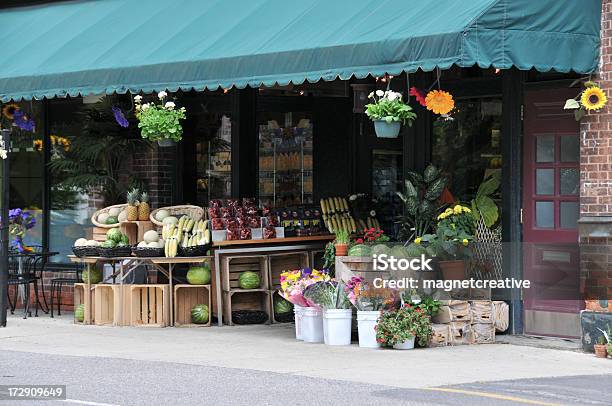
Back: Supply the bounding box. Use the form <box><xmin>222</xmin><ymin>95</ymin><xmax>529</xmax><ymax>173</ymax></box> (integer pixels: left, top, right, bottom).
<box><xmin>373</xmin><ymin>120</ymin><xmax>401</xmax><ymax>138</ymax></box>
<box><xmin>134</xmin><ymin>91</ymin><xmax>186</xmax><ymax>146</ymax></box>
<box><xmin>365</xmin><ymin>89</ymin><xmax>416</xmax><ymax>139</ymax></box>
<box><xmin>157</xmin><ymin>138</ymin><xmax>176</xmax><ymax>147</ymax></box>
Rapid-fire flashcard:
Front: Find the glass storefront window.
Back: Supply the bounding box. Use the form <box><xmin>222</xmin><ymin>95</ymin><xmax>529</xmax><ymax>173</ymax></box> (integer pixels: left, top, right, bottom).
<box><xmin>258</xmin><ymin>112</ymin><xmax>313</xmax><ymax>208</ymax></box>
<box><xmin>432</xmin><ymin>98</ymin><xmax>502</xmax><ymax>202</ymax></box>
<box><xmin>371</xmin><ymin>149</ymin><xmax>402</xmax><ymax>234</ymax></box>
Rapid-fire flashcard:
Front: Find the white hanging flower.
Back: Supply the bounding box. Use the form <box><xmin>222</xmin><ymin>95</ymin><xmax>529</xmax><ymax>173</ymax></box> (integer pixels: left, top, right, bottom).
<box><xmin>158</xmin><ymin>91</ymin><xmax>167</xmax><ymax>99</ymax></box>
<box><xmin>164</xmin><ymin>101</ymin><xmax>175</xmax><ymax>110</ymax></box>
<box><xmin>134</xmin><ymin>95</ymin><xmax>143</xmax><ymax>103</ymax></box>
<box><xmin>375</xmin><ymin>90</ymin><xmax>384</xmax><ymax>97</ymax></box>
<box><xmin>370</xmin><ymin>210</ymin><xmax>377</xmax><ymax>217</ymax></box>
<box><xmin>141</xmin><ymin>103</ymin><xmax>151</xmax><ymax>111</ymax></box>
<box><xmin>387</xmin><ymin>92</ymin><xmax>398</xmax><ymax>101</ymax></box>
<box><xmin>367</xmin><ymin>92</ymin><xmax>374</xmax><ymax>99</ymax></box>
<box><xmin>349</xmin><ymin>194</ymin><xmax>358</xmax><ymax>201</ymax></box>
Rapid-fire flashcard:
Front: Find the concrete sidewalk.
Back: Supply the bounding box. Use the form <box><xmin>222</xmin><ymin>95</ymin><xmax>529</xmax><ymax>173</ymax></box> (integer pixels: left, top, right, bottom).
<box><xmin>1</xmin><ymin>314</ymin><xmax>611</xmax><ymax>389</ymax></box>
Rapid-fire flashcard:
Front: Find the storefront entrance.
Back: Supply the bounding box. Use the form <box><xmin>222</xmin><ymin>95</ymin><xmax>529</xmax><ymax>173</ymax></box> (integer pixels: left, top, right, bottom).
<box><xmin>523</xmin><ymin>88</ymin><xmax>582</xmax><ymax>337</ymax></box>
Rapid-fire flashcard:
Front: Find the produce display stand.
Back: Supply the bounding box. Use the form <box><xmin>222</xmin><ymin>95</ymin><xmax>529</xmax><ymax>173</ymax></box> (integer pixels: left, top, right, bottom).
<box><xmin>68</xmin><ymin>255</ymin><xmax>211</xmax><ymax>327</ymax></box>
<box><xmin>211</xmin><ymin>235</ymin><xmax>333</xmax><ymax>326</ymax></box>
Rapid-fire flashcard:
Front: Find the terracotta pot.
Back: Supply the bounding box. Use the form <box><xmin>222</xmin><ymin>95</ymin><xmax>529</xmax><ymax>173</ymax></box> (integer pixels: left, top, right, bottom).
<box><xmin>438</xmin><ymin>260</ymin><xmax>466</xmax><ymax>280</ymax></box>
<box><xmin>335</xmin><ymin>243</ymin><xmax>348</xmax><ymax>257</ymax></box>
<box><xmin>594</xmin><ymin>344</ymin><xmax>608</xmax><ymax>358</ymax></box>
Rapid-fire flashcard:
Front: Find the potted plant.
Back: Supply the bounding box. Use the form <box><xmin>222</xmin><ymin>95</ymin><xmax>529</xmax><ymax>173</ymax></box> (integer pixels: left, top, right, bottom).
<box><xmin>376</xmin><ymin>304</ymin><xmax>433</xmax><ymax>350</ymax></box>
<box><xmin>420</xmin><ymin>204</ymin><xmax>475</xmax><ymax>280</ymax></box>
<box><xmin>334</xmin><ymin>229</ymin><xmax>350</xmax><ymax>257</ymax></box>
<box><xmin>365</xmin><ymin>90</ymin><xmax>416</xmax><ymax>138</ymax></box>
<box><xmin>595</xmin><ymin>328</ymin><xmax>610</xmax><ymax>358</ymax></box>
<box><xmin>134</xmin><ymin>91</ymin><xmax>187</xmax><ymax>147</ymax></box>
<box><xmin>345</xmin><ymin>276</ymin><xmax>399</xmax><ymax>348</ymax></box>
<box><xmin>304</xmin><ymin>280</ymin><xmax>352</xmax><ymax>346</ymax></box>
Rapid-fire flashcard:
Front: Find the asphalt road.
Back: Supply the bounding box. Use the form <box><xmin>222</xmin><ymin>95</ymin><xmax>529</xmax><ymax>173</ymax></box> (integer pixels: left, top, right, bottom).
<box><xmin>1</xmin><ymin>350</ymin><xmax>610</xmax><ymax>406</ymax></box>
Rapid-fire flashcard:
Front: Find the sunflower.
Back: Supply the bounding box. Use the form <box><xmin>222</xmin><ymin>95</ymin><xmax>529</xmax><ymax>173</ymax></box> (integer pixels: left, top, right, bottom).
<box><xmin>2</xmin><ymin>103</ymin><xmax>19</xmax><ymax>120</ymax></box>
<box><xmin>425</xmin><ymin>90</ymin><xmax>455</xmax><ymax>115</ymax></box>
<box><xmin>581</xmin><ymin>86</ymin><xmax>607</xmax><ymax>111</ymax></box>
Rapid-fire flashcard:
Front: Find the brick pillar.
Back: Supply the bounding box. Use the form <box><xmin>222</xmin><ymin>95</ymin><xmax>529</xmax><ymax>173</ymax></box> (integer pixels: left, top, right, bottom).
<box><xmin>579</xmin><ymin>0</ymin><xmax>612</xmax><ymax>310</ymax></box>
<box><xmin>132</xmin><ymin>144</ymin><xmax>175</xmax><ymax>208</ymax></box>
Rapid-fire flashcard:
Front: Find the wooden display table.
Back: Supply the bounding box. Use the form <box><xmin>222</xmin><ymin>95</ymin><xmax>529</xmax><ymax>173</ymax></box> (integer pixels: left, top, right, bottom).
<box><xmin>213</xmin><ymin>235</ymin><xmax>333</xmax><ymax>247</ymax></box>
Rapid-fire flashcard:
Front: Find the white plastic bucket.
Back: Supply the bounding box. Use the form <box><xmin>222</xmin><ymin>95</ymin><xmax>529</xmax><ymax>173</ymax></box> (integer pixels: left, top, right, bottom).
<box><xmin>323</xmin><ymin>309</ymin><xmax>353</xmax><ymax>346</ymax></box>
<box><xmin>294</xmin><ymin>305</ymin><xmax>304</xmax><ymax>340</ymax></box>
<box><xmin>393</xmin><ymin>336</ymin><xmax>415</xmax><ymax>350</ymax></box>
<box><xmin>357</xmin><ymin>310</ymin><xmax>381</xmax><ymax>348</ymax></box>
<box><xmin>301</xmin><ymin>307</ymin><xmax>324</xmax><ymax>343</ymax></box>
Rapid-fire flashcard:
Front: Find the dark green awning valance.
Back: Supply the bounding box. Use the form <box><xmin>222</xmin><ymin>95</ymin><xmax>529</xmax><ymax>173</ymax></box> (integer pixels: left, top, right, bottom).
<box><xmin>0</xmin><ymin>0</ymin><xmax>601</xmax><ymax>101</ymax></box>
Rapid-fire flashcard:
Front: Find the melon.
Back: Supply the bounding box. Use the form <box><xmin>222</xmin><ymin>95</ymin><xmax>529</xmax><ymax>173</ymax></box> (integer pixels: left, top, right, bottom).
<box><xmin>74</xmin><ymin>238</ymin><xmax>88</xmax><ymax>247</ymax></box>
<box><xmin>143</xmin><ymin>230</ymin><xmax>159</xmax><ymax>244</ymax></box>
<box><xmin>108</xmin><ymin>207</ymin><xmax>122</xmax><ymax>218</ymax></box>
<box><xmin>118</xmin><ymin>210</ymin><xmax>128</xmax><ymax>222</ymax></box>
<box><xmin>105</xmin><ymin>216</ymin><xmax>119</xmax><ymax>224</ymax></box>
<box><xmin>371</xmin><ymin>244</ymin><xmax>391</xmax><ymax>257</ymax></box>
<box><xmin>120</xmin><ymin>234</ymin><xmax>129</xmax><ymax>245</ymax></box>
<box><xmin>86</xmin><ymin>240</ymin><xmax>100</xmax><ymax>247</ymax></box>
<box><xmin>137</xmin><ymin>241</ymin><xmax>148</xmax><ymax>248</ymax></box>
<box><xmin>82</xmin><ymin>268</ymin><xmax>102</xmax><ymax>284</ymax></box>
<box><xmin>162</xmin><ymin>216</ymin><xmax>178</xmax><ymax>225</ymax></box>
<box><xmin>74</xmin><ymin>304</ymin><xmax>85</xmax><ymax>322</ymax></box>
<box><xmin>238</xmin><ymin>271</ymin><xmax>260</xmax><ymax>289</ymax></box>
<box><xmin>106</xmin><ymin>228</ymin><xmax>123</xmax><ymax>243</ymax></box>
<box><xmin>348</xmin><ymin>244</ymin><xmax>372</xmax><ymax>257</ymax></box>
<box><xmin>191</xmin><ymin>304</ymin><xmax>209</xmax><ymax>324</ymax></box>
<box><xmin>155</xmin><ymin>209</ymin><xmax>170</xmax><ymax>222</ymax></box>
<box><xmin>390</xmin><ymin>245</ymin><xmax>411</xmax><ymax>259</ymax></box>
<box><xmin>147</xmin><ymin>241</ymin><xmax>160</xmax><ymax>248</ymax></box>
<box><xmin>101</xmin><ymin>240</ymin><xmax>116</xmax><ymax>249</ymax></box>
<box><xmin>406</xmin><ymin>243</ymin><xmax>425</xmax><ymax>257</ymax></box>
<box><xmin>274</xmin><ymin>295</ymin><xmax>293</xmax><ymax>314</ymax></box>
<box><xmin>187</xmin><ymin>265</ymin><xmax>211</xmax><ymax>285</ymax></box>
<box><xmin>97</xmin><ymin>212</ymin><xmax>110</xmax><ymax>224</ymax></box>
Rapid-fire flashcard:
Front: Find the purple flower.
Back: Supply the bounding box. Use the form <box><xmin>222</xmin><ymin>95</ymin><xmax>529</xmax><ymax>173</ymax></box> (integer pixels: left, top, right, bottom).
<box><xmin>112</xmin><ymin>106</ymin><xmax>129</xmax><ymax>128</ymax></box>
<box><xmin>301</xmin><ymin>268</ymin><xmax>312</xmax><ymax>277</ymax></box>
<box><xmin>13</xmin><ymin>110</ymin><xmax>36</xmax><ymax>132</ymax></box>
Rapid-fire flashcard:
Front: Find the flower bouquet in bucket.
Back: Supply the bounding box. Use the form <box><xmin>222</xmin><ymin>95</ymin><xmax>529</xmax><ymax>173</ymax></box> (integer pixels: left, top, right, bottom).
<box><xmin>375</xmin><ymin>303</ymin><xmax>433</xmax><ymax>350</ymax></box>
<box><xmin>279</xmin><ymin>268</ymin><xmax>330</xmax><ymax>342</ymax></box>
<box><xmin>303</xmin><ymin>280</ymin><xmax>353</xmax><ymax>346</ymax></box>
<box><xmin>345</xmin><ymin>276</ymin><xmax>399</xmax><ymax>348</ymax></box>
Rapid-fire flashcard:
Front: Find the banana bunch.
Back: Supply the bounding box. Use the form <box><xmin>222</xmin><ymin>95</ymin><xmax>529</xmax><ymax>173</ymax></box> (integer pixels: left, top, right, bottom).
<box><xmin>162</xmin><ymin>216</ymin><xmax>211</xmax><ymax>257</ymax></box>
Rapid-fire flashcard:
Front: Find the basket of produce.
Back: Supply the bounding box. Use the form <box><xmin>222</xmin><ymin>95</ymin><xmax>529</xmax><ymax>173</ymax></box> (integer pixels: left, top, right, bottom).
<box><xmin>97</xmin><ymin>229</ymin><xmax>132</xmax><ymax>257</ymax></box>
<box><xmin>72</xmin><ymin>238</ymin><xmax>101</xmax><ymax>257</ymax></box>
<box><xmin>132</xmin><ymin>246</ymin><xmax>165</xmax><ymax>258</ymax></box>
<box><xmin>150</xmin><ymin>205</ymin><xmax>204</xmax><ymax>227</ymax></box>
<box><xmin>91</xmin><ymin>204</ymin><xmax>127</xmax><ymax>228</ymax></box>
<box><xmin>179</xmin><ymin>244</ymin><xmax>210</xmax><ymax>257</ymax></box>
<box><xmin>232</xmin><ymin>310</ymin><xmax>268</xmax><ymax>325</ymax></box>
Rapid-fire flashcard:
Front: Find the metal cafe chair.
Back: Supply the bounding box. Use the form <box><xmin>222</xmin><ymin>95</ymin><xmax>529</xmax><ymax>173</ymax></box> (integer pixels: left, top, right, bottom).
<box><xmin>7</xmin><ymin>253</ymin><xmax>32</xmax><ymax>319</ymax></box>
<box><xmin>50</xmin><ymin>263</ymin><xmax>82</xmax><ymax>318</ymax></box>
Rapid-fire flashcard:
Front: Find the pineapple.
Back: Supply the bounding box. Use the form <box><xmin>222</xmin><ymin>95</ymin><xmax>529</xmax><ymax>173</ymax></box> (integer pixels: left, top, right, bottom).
<box><xmin>126</xmin><ymin>188</ymin><xmax>140</xmax><ymax>221</ymax></box>
<box><xmin>138</xmin><ymin>191</ymin><xmax>150</xmax><ymax>221</ymax></box>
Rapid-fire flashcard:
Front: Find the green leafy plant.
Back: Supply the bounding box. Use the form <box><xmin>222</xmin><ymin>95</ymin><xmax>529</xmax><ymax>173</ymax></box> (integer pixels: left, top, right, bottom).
<box><xmin>365</xmin><ymin>90</ymin><xmax>417</xmax><ymax>125</ymax></box>
<box><xmin>334</xmin><ymin>229</ymin><xmax>350</xmax><ymax>245</ymax></box>
<box><xmin>375</xmin><ymin>305</ymin><xmax>433</xmax><ymax>347</ymax></box>
<box><xmin>47</xmin><ymin>96</ymin><xmax>150</xmax><ymax>206</ymax></box>
<box><xmin>303</xmin><ymin>281</ymin><xmax>350</xmax><ymax>310</ymax></box>
<box><xmin>396</xmin><ymin>164</ymin><xmax>447</xmax><ymax>241</ymax></box>
<box><xmin>323</xmin><ymin>241</ymin><xmax>336</xmax><ymax>276</ymax></box>
<box><xmin>471</xmin><ymin>171</ymin><xmax>501</xmax><ymax>228</ymax></box>
<box><xmin>135</xmin><ymin>92</ymin><xmax>187</xmax><ymax>142</ymax></box>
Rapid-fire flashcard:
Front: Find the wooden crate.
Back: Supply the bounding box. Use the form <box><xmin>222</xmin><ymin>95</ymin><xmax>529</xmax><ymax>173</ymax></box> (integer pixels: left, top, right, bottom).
<box><xmin>493</xmin><ymin>301</ymin><xmax>510</xmax><ymax>332</ymax></box>
<box><xmin>433</xmin><ymin>301</ymin><xmax>472</xmax><ymax>324</ymax></box>
<box><xmin>268</xmin><ymin>252</ymin><xmax>309</xmax><ymax>290</ymax></box>
<box><xmin>120</xmin><ymin>221</ymin><xmax>155</xmax><ymax>245</ymax></box>
<box><xmin>174</xmin><ymin>284</ymin><xmax>211</xmax><ymax>327</ymax></box>
<box><xmin>470</xmin><ymin>300</ymin><xmax>494</xmax><ymax>324</ymax></box>
<box><xmin>269</xmin><ymin>291</ymin><xmax>295</xmax><ymax>324</ymax></box>
<box><xmin>94</xmin><ymin>284</ymin><xmax>123</xmax><ymax>326</ymax></box>
<box><xmin>449</xmin><ymin>321</ymin><xmax>475</xmax><ymax>345</ymax></box>
<box><xmin>73</xmin><ymin>283</ymin><xmax>95</xmax><ymax>325</ymax></box>
<box><xmin>473</xmin><ymin>323</ymin><xmax>496</xmax><ymax>344</ymax></box>
<box><xmin>222</xmin><ymin>290</ymin><xmax>271</xmax><ymax>326</ymax></box>
<box><xmin>335</xmin><ymin>256</ymin><xmax>390</xmax><ymax>284</ymax></box>
<box><xmin>429</xmin><ymin>323</ymin><xmax>451</xmax><ymax>347</ymax></box>
<box><xmin>92</xmin><ymin>226</ymin><xmax>111</xmax><ymax>242</ymax></box>
<box><xmin>310</xmin><ymin>250</ymin><xmax>326</xmax><ymax>269</ymax></box>
<box><xmin>222</xmin><ymin>255</ymin><xmax>268</xmax><ymax>292</ymax></box>
<box><xmin>129</xmin><ymin>285</ymin><xmax>170</xmax><ymax>327</ymax></box>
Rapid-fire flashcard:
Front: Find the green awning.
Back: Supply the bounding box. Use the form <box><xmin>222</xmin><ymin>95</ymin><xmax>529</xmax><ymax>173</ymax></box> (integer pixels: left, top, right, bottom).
<box><xmin>0</xmin><ymin>0</ymin><xmax>601</xmax><ymax>101</ymax></box>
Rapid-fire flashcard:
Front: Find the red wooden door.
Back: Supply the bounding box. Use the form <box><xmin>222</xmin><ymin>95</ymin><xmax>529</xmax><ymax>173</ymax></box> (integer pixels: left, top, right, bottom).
<box><xmin>523</xmin><ymin>88</ymin><xmax>582</xmax><ymax>337</ymax></box>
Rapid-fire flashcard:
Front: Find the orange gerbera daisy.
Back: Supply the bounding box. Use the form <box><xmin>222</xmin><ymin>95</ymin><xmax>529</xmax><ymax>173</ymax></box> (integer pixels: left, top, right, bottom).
<box><xmin>2</xmin><ymin>103</ymin><xmax>19</xmax><ymax>120</ymax></box>
<box><xmin>425</xmin><ymin>90</ymin><xmax>455</xmax><ymax>115</ymax></box>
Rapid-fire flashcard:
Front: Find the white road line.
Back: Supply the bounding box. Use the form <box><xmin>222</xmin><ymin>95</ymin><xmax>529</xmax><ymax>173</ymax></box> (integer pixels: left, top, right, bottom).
<box><xmin>59</xmin><ymin>399</ymin><xmax>121</xmax><ymax>406</ymax></box>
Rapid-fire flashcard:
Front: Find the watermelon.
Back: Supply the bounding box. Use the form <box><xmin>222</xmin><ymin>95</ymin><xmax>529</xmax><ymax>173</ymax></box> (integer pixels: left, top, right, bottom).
<box><xmin>105</xmin><ymin>216</ymin><xmax>119</xmax><ymax>224</ymax></box>
<box><xmin>186</xmin><ymin>265</ymin><xmax>211</xmax><ymax>285</ymax></box>
<box><xmin>371</xmin><ymin>244</ymin><xmax>391</xmax><ymax>257</ymax></box>
<box><xmin>101</xmin><ymin>240</ymin><xmax>116</xmax><ymax>249</ymax></box>
<box><xmin>406</xmin><ymin>243</ymin><xmax>426</xmax><ymax>257</ymax></box>
<box><xmin>82</xmin><ymin>268</ymin><xmax>102</xmax><ymax>284</ymax></box>
<box><xmin>191</xmin><ymin>304</ymin><xmax>209</xmax><ymax>324</ymax></box>
<box><xmin>390</xmin><ymin>245</ymin><xmax>411</xmax><ymax>259</ymax></box>
<box><xmin>106</xmin><ymin>228</ymin><xmax>123</xmax><ymax>243</ymax></box>
<box><xmin>74</xmin><ymin>304</ymin><xmax>85</xmax><ymax>322</ymax></box>
<box><xmin>116</xmin><ymin>242</ymin><xmax>129</xmax><ymax>248</ymax></box>
<box><xmin>348</xmin><ymin>244</ymin><xmax>372</xmax><ymax>257</ymax></box>
<box><xmin>239</xmin><ymin>271</ymin><xmax>260</xmax><ymax>289</ymax></box>
<box><xmin>274</xmin><ymin>295</ymin><xmax>293</xmax><ymax>314</ymax></box>
<box><xmin>120</xmin><ymin>234</ymin><xmax>129</xmax><ymax>245</ymax></box>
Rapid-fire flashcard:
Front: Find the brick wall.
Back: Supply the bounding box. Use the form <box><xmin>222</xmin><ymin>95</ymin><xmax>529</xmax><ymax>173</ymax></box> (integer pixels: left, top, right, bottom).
<box><xmin>132</xmin><ymin>144</ymin><xmax>175</xmax><ymax>208</ymax></box>
<box><xmin>579</xmin><ymin>0</ymin><xmax>612</xmax><ymax>307</ymax></box>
